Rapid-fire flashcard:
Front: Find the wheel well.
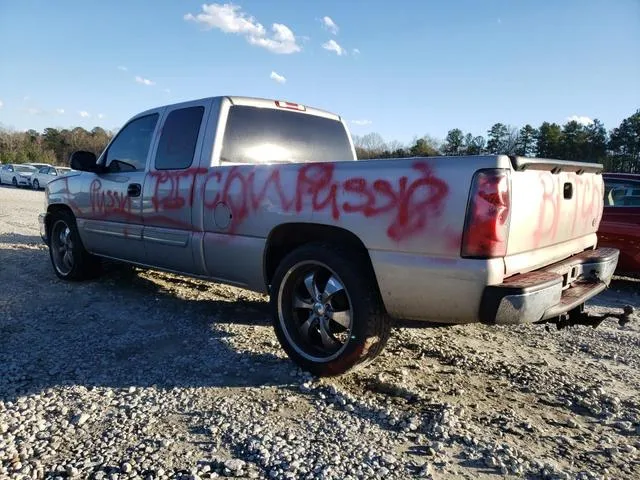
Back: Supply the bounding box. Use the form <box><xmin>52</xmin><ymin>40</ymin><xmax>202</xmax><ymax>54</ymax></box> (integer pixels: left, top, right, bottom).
<box><xmin>264</xmin><ymin>223</ymin><xmax>378</xmax><ymax>289</ymax></box>
<box><xmin>46</xmin><ymin>204</ymin><xmax>75</xmax><ymax>237</ymax></box>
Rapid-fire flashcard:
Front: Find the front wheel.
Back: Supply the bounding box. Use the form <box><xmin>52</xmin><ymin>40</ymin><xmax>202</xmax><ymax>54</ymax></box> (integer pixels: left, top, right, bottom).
<box><xmin>48</xmin><ymin>210</ymin><xmax>101</xmax><ymax>280</ymax></box>
<box><xmin>33</xmin><ymin>179</ymin><xmax>40</xmax><ymax>190</ymax></box>
<box><xmin>12</xmin><ymin>177</ymin><xmax>17</xmax><ymax>187</ymax></box>
<box><xmin>270</xmin><ymin>243</ymin><xmax>391</xmax><ymax>376</ymax></box>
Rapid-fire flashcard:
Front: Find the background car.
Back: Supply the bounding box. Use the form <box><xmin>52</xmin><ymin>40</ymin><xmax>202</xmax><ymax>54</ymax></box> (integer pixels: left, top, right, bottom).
<box><xmin>31</xmin><ymin>166</ymin><xmax>72</xmax><ymax>190</ymax></box>
<box><xmin>0</xmin><ymin>164</ymin><xmax>37</xmax><ymax>187</ymax></box>
<box><xmin>25</xmin><ymin>162</ymin><xmax>52</xmax><ymax>171</ymax></box>
<box><xmin>599</xmin><ymin>172</ymin><xmax>640</xmax><ymax>275</ymax></box>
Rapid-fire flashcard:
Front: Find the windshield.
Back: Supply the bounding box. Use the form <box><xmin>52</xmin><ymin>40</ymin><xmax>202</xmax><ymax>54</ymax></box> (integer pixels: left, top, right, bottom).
<box><xmin>15</xmin><ymin>165</ymin><xmax>36</xmax><ymax>173</ymax></box>
<box><xmin>220</xmin><ymin>105</ymin><xmax>354</xmax><ymax>164</ymax></box>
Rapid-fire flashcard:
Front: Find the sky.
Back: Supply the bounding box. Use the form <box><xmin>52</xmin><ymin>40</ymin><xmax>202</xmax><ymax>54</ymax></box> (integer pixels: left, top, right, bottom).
<box><xmin>0</xmin><ymin>0</ymin><xmax>639</xmax><ymax>144</ymax></box>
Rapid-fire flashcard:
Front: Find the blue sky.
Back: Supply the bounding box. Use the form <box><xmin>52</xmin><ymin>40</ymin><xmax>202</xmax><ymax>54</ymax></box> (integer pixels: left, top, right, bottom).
<box><xmin>0</xmin><ymin>0</ymin><xmax>638</xmax><ymax>144</ymax></box>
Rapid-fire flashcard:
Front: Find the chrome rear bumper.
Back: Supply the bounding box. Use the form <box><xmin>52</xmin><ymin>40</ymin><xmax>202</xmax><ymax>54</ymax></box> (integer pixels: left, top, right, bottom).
<box><xmin>480</xmin><ymin>248</ymin><xmax>619</xmax><ymax>325</ymax></box>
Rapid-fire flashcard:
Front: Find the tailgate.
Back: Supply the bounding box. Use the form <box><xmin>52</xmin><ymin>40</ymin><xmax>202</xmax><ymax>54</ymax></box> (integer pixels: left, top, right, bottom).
<box><xmin>505</xmin><ymin>157</ymin><xmax>604</xmax><ymax>276</ymax></box>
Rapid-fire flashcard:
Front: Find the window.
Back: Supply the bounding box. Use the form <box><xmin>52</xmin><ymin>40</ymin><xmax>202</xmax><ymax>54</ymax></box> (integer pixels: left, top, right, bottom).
<box><xmin>104</xmin><ymin>114</ymin><xmax>159</xmax><ymax>172</ymax></box>
<box><xmin>39</xmin><ymin>167</ymin><xmax>48</xmax><ymax>174</ymax></box>
<box><xmin>155</xmin><ymin>106</ymin><xmax>204</xmax><ymax>170</ymax></box>
<box><xmin>220</xmin><ymin>105</ymin><xmax>353</xmax><ymax>164</ymax></box>
<box><xmin>604</xmin><ymin>180</ymin><xmax>640</xmax><ymax>207</ymax></box>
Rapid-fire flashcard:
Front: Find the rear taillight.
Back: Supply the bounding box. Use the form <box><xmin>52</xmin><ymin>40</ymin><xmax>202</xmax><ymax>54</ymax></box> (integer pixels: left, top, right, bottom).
<box><xmin>461</xmin><ymin>169</ymin><xmax>511</xmax><ymax>258</ymax></box>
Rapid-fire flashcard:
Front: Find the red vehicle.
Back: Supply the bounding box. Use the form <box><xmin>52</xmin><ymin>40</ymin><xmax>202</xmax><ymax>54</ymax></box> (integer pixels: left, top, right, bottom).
<box><xmin>599</xmin><ymin>173</ymin><xmax>640</xmax><ymax>275</ymax></box>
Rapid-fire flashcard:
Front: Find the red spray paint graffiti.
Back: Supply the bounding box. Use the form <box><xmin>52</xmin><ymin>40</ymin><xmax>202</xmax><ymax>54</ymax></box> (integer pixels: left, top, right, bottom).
<box><xmin>90</xmin><ymin>179</ymin><xmax>132</xmax><ymax>216</ymax></box>
<box><xmin>532</xmin><ymin>172</ymin><xmax>604</xmax><ymax>247</ymax></box>
<box><xmin>84</xmin><ymin>161</ymin><xmax>451</xmax><ymax>242</ymax></box>
<box><xmin>197</xmin><ymin>162</ymin><xmax>449</xmax><ymax>241</ymax></box>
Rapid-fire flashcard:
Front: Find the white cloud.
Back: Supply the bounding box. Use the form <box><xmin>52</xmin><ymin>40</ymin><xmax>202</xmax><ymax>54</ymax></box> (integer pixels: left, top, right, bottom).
<box><xmin>135</xmin><ymin>76</ymin><xmax>155</xmax><ymax>86</ymax></box>
<box><xmin>352</xmin><ymin>48</ymin><xmax>360</xmax><ymax>55</ymax></box>
<box><xmin>185</xmin><ymin>3</ymin><xmax>301</xmax><ymax>54</ymax></box>
<box><xmin>270</xmin><ymin>71</ymin><xmax>286</xmax><ymax>84</ymax></box>
<box><xmin>56</xmin><ymin>108</ymin><xmax>65</xmax><ymax>114</ymax></box>
<box><xmin>163</xmin><ymin>88</ymin><xmax>171</xmax><ymax>93</ymax></box>
<box><xmin>322</xmin><ymin>39</ymin><xmax>346</xmax><ymax>56</ymax></box>
<box><xmin>566</xmin><ymin>115</ymin><xmax>594</xmax><ymax>126</ymax></box>
<box><xmin>98</xmin><ymin>113</ymin><xmax>105</xmax><ymax>119</ymax></box>
<box><xmin>351</xmin><ymin>119</ymin><xmax>372</xmax><ymax>126</ymax></box>
<box><xmin>117</xmin><ymin>65</ymin><xmax>128</xmax><ymax>71</ymax></box>
<box><xmin>322</xmin><ymin>16</ymin><xmax>338</xmax><ymax>35</ymax></box>
<box><xmin>26</xmin><ymin>107</ymin><xmax>41</xmax><ymax>115</ymax></box>
<box><xmin>79</xmin><ymin>111</ymin><xmax>90</xmax><ymax>118</ymax></box>
<box><xmin>0</xmin><ymin>100</ymin><xmax>3</xmax><ymax>109</ymax></box>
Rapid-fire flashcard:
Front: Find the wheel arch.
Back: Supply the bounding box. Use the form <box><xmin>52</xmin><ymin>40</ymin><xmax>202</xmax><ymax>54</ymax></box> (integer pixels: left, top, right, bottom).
<box><xmin>263</xmin><ymin>222</ymin><xmax>381</xmax><ymax>296</ymax></box>
<box><xmin>46</xmin><ymin>204</ymin><xmax>76</xmax><ymax>239</ymax></box>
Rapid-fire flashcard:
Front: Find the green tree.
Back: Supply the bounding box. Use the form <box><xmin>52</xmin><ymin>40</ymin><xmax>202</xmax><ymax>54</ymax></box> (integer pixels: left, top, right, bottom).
<box><xmin>486</xmin><ymin>123</ymin><xmax>509</xmax><ymax>154</ymax></box>
<box><xmin>410</xmin><ymin>135</ymin><xmax>440</xmax><ymax>156</ymax></box>
<box><xmin>535</xmin><ymin>122</ymin><xmax>564</xmax><ymax>158</ymax></box>
<box><xmin>463</xmin><ymin>134</ymin><xmax>485</xmax><ymax>155</ymax></box>
<box><xmin>608</xmin><ymin>109</ymin><xmax>640</xmax><ymax>172</ymax></box>
<box><xmin>442</xmin><ymin>129</ymin><xmax>464</xmax><ymax>155</ymax></box>
<box><xmin>515</xmin><ymin>124</ymin><xmax>537</xmax><ymax>156</ymax></box>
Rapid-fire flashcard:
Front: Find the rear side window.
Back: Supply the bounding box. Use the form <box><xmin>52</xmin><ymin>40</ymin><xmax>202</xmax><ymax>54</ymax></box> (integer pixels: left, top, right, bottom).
<box><xmin>155</xmin><ymin>106</ymin><xmax>205</xmax><ymax>170</ymax></box>
<box><xmin>605</xmin><ymin>181</ymin><xmax>640</xmax><ymax>207</ymax></box>
<box><xmin>221</xmin><ymin>105</ymin><xmax>353</xmax><ymax>164</ymax></box>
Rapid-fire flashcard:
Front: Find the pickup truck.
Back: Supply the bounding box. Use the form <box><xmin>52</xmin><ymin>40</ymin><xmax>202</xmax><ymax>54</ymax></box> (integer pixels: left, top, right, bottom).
<box><xmin>38</xmin><ymin>95</ymin><xmax>626</xmax><ymax>376</ymax></box>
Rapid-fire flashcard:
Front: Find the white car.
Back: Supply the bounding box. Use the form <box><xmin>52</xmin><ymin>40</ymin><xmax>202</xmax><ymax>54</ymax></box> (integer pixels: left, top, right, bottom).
<box><xmin>31</xmin><ymin>166</ymin><xmax>72</xmax><ymax>190</ymax></box>
<box><xmin>25</xmin><ymin>162</ymin><xmax>53</xmax><ymax>171</ymax></box>
<box><xmin>0</xmin><ymin>164</ymin><xmax>37</xmax><ymax>187</ymax></box>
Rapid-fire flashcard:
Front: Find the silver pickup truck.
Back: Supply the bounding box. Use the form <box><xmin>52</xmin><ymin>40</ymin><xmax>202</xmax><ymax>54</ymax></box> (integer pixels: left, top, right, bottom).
<box><xmin>39</xmin><ymin>95</ymin><xmax>626</xmax><ymax>376</ymax></box>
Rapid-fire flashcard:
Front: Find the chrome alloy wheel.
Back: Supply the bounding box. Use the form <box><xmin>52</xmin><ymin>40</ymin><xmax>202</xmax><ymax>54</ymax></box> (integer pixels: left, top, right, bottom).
<box><xmin>277</xmin><ymin>261</ymin><xmax>354</xmax><ymax>362</ymax></box>
<box><xmin>51</xmin><ymin>220</ymin><xmax>75</xmax><ymax>276</ymax></box>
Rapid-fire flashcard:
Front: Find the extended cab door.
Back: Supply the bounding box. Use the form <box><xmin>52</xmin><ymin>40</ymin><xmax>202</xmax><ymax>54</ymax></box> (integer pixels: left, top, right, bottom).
<box><xmin>79</xmin><ymin>111</ymin><xmax>161</xmax><ymax>263</ymax></box>
<box><xmin>141</xmin><ymin>99</ymin><xmax>211</xmax><ymax>273</ymax></box>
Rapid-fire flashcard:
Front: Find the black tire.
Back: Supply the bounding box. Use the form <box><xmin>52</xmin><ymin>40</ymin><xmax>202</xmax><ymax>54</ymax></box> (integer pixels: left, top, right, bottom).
<box><xmin>33</xmin><ymin>179</ymin><xmax>39</xmax><ymax>190</ymax></box>
<box><xmin>270</xmin><ymin>242</ymin><xmax>391</xmax><ymax>376</ymax></box>
<box><xmin>12</xmin><ymin>177</ymin><xmax>17</xmax><ymax>187</ymax></box>
<box><xmin>48</xmin><ymin>210</ymin><xmax>101</xmax><ymax>281</ymax></box>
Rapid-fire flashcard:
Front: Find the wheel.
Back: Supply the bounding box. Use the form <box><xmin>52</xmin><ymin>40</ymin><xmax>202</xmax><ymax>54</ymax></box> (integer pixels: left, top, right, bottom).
<box><xmin>48</xmin><ymin>210</ymin><xmax>101</xmax><ymax>280</ymax></box>
<box><xmin>270</xmin><ymin>243</ymin><xmax>391</xmax><ymax>376</ymax></box>
<box><xmin>33</xmin><ymin>179</ymin><xmax>40</xmax><ymax>190</ymax></box>
<box><xmin>12</xmin><ymin>177</ymin><xmax>17</xmax><ymax>187</ymax></box>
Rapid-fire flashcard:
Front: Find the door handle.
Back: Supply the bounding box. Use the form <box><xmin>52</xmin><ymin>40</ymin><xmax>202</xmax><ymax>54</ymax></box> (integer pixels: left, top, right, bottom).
<box><xmin>127</xmin><ymin>183</ymin><xmax>141</xmax><ymax>197</ymax></box>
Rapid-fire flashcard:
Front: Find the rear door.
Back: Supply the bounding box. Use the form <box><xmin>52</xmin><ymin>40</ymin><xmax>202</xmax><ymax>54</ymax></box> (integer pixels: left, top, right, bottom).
<box><xmin>141</xmin><ymin>99</ymin><xmax>211</xmax><ymax>273</ymax></box>
<box><xmin>80</xmin><ymin>112</ymin><xmax>161</xmax><ymax>263</ymax></box>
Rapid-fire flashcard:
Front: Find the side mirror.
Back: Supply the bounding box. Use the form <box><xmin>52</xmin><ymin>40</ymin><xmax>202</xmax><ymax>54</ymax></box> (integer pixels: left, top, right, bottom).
<box><xmin>69</xmin><ymin>151</ymin><xmax>98</xmax><ymax>172</ymax></box>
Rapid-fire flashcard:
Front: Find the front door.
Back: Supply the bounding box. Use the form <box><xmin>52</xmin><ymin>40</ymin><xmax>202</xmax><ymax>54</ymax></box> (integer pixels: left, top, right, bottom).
<box><xmin>80</xmin><ymin>112</ymin><xmax>161</xmax><ymax>263</ymax></box>
<box><xmin>141</xmin><ymin>99</ymin><xmax>211</xmax><ymax>273</ymax></box>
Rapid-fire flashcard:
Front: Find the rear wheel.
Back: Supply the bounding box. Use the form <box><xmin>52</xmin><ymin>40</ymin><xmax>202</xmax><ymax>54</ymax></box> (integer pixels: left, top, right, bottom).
<box><xmin>12</xmin><ymin>177</ymin><xmax>17</xmax><ymax>187</ymax></box>
<box><xmin>270</xmin><ymin>243</ymin><xmax>391</xmax><ymax>376</ymax></box>
<box><xmin>33</xmin><ymin>179</ymin><xmax>40</xmax><ymax>190</ymax></box>
<box><xmin>48</xmin><ymin>210</ymin><xmax>101</xmax><ymax>280</ymax></box>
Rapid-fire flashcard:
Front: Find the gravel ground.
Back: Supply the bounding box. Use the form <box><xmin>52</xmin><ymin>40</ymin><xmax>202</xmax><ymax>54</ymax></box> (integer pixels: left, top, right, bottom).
<box><xmin>1</xmin><ymin>184</ymin><xmax>639</xmax><ymax>480</ymax></box>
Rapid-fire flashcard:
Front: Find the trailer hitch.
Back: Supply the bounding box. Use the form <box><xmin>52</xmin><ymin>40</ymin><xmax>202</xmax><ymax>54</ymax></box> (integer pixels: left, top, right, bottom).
<box><xmin>552</xmin><ymin>304</ymin><xmax>635</xmax><ymax>330</ymax></box>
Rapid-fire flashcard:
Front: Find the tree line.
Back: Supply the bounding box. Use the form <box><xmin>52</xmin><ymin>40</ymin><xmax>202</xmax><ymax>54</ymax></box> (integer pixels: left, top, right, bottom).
<box><xmin>0</xmin><ymin>127</ymin><xmax>113</xmax><ymax>166</ymax></box>
<box><xmin>0</xmin><ymin>108</ymin><xmax>638</xmax><ymax>173</ymax></box>
<box><xmin>353</xmin><ymin>108</ymin><xmax>640</xmax><ymax>173</ymax></box>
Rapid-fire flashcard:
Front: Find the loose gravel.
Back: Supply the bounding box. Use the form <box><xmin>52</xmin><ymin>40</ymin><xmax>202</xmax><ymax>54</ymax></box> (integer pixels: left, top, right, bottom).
<box><xmin>1</xmin><ymin>184</ymin><xmax>639</xmax><ymax>480</ymax></box>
